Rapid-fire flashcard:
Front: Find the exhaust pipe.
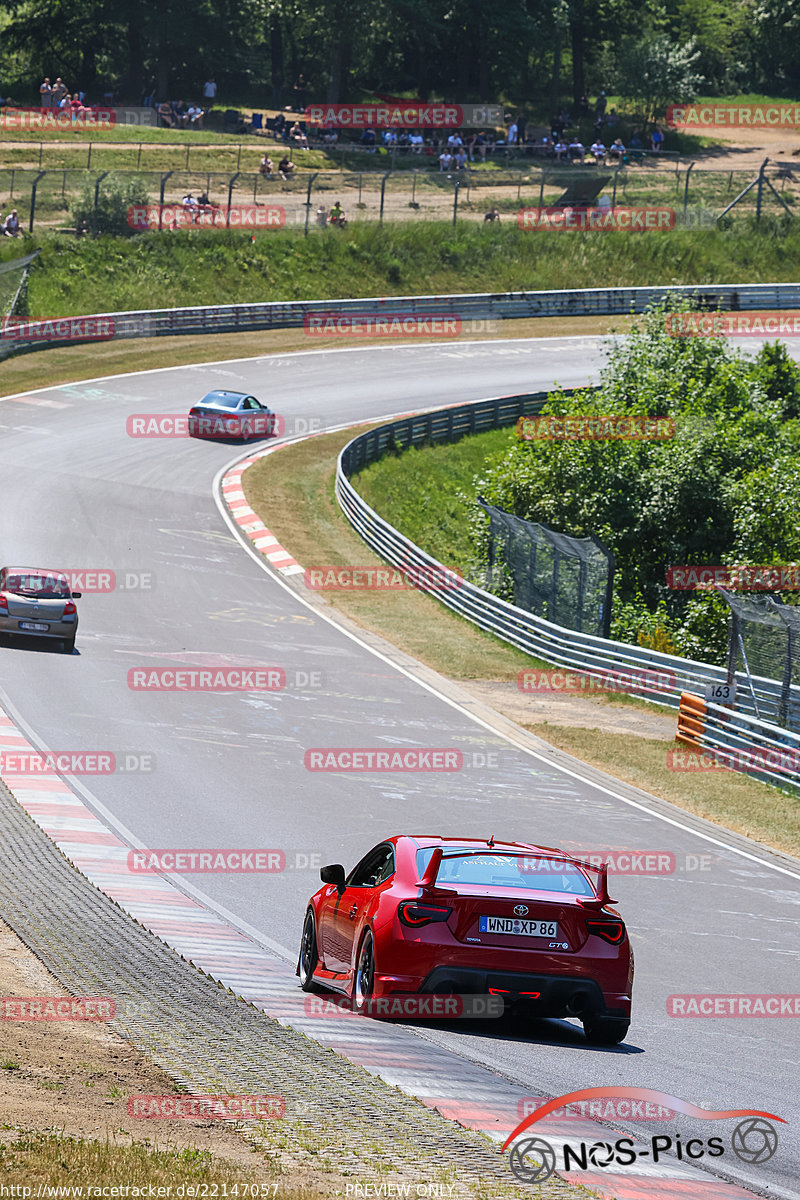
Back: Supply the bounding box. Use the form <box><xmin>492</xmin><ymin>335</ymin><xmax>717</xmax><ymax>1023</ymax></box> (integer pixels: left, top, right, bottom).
<box><xmin>565</xmin><ymin>989</ymin><xmax>590</xmax><ymax>1016</ymax></box>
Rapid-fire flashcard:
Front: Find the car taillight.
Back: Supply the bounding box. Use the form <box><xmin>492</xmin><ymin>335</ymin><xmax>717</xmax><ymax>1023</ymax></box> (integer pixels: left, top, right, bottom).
<box><xmin>0</xmin><ymin>594</ymin><xmax>7</xmax><ymax>611</ymax></box>
<box><xmin>63</xmin><ymin>600</ymin><xmax>76</xmax><ymax>615</ymax></box>
<box><xmin>398</xmin><ymin>901</ymin><xmax>452</xmax><ymax>927</ymax></box>
<box><xmin>586</xmin><ymin>918</ymin><xmax>625</xmax><ymax>945</ymax></box>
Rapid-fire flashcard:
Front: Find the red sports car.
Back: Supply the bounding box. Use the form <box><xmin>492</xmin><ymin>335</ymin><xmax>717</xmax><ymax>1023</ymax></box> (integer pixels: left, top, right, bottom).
<box><xmin>297</xmin><ymin>835</ymin><xmax>634</xmax><ymax>1044</ymax></box>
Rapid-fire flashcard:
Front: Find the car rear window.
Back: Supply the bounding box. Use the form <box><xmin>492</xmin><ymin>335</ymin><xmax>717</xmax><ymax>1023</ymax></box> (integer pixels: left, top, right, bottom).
<box><xmin>416</xmin><ymin>847</ymin><xmax>594</xmax><ymax>896</ymax></box>
<box><xmin>5</xmin><ymin>572</ymin><xmax>70</xmax><ymax>598</ymax></box>
<box><xmin>201</xmin><ymin>392</ymin><xmax>243</xmax><ymax>410</ymax></box>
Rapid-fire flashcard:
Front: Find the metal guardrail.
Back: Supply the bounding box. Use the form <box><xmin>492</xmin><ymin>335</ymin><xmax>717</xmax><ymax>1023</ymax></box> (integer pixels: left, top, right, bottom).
<box><xmin>334</xmin><ymin>390</ymin><xmax>800</xmax><ymax>737</ymax></box>
<box><xmin>6</xmin><ymin>280</ymin><xmax>800</xmax><ymax>359</ymax></box>
<box><xmin>678</xmin><ymin>692</ymin><xmax>800</xmax><ymax>796</ymax></box>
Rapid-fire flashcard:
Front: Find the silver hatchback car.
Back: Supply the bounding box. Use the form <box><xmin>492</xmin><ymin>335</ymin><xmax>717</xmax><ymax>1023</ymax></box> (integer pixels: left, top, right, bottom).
<box><xmin>0</xmin><ymin>566</ymin><xmax>81</xmax><ymax>652</ymax></box>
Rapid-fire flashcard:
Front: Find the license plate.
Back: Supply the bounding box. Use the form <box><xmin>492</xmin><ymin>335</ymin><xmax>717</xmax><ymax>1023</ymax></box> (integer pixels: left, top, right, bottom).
<box><xmin>19</xmin><ymin>621</ymin><xmax>48</xmax><ymax>632</ymax></box>
<box><xmin>479</xmin><ymin>915</ymin><xmax>559</xmax><ymax>938</ymax></box>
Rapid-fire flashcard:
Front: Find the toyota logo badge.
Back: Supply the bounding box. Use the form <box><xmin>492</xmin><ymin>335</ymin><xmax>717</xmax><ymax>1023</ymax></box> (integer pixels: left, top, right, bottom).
<box><xmin>513</xmin><ymin>904</ymin><xmax>529</xmax><ymax>916</ymax></box>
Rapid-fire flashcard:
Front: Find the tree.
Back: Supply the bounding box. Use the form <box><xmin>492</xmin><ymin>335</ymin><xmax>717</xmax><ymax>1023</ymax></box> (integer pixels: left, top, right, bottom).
<box><xmin>614</xmin><ymin>32</ymin><xmax>704</xmax><ymax>121</ymax></box>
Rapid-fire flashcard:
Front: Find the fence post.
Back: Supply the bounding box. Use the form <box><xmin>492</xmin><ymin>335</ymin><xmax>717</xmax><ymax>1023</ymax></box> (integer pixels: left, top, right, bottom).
<box><xmin>87</xmin><ymin>142</ymin><xmax>93</xmax><ymax>170</ymax></box>
<box><xmin>379</xmin><ymin>172</ymin><xmax>390</xmax><ymax>221</ymax></box>
<box><xmin>304</xmin><ymin>171</ymin><xmax>318</xmax><ymax>236</ymax></box>
<box><xmin>92</xmin><ymin>170</ymin><xmax>109</xmax><ymax>235</ymax></box>
<box><xmin>39</xmin><ymin>142</ymin><xmax>43</xmax><ymax>168</ymax></box>
<box><xmin>453</xmin><ymin>180</ymin><xmax>460</xmax><ymax>226</ymax></box>
<box><xmin>683</xmin><ymin>161</ymin><xmax>695</xmax><ymax>217</ymax></box>
<box><xmin>226</xmin><ymin>172</ymin><xmax>241</xmax><ymax>227</ymax></box>
<box><xmin>756</xmin><ymin>157</ymin><xmax>768</xmax><ymax>222</ymax></box>
<box><xmin>28</xmin><ymin>171</ymin><xmax>47</xmax><ymax>233</ymax></box>
<box><xmin>137</xmin><ymin>143</ymin><xmax>142</xmax><ymax>170</ymax></box>
<box><xmin>158</xmin><ymin>171</ymin><xmax>174</xmax><ymax>230</ymax></box>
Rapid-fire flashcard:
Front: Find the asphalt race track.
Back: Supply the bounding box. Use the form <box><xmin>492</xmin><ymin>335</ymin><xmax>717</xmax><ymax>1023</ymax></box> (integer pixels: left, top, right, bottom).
<box><xmin>1</xmin><ymin>336</ymin><xmax>799</xmax><ymax>1198</ymax></box>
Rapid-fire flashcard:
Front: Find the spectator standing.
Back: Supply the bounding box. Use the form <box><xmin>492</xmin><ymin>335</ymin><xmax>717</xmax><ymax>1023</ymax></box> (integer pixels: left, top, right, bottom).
<box><xmin>595</xmin><ymin>90</ymin><xmax>607</xmax><ymax>118</ymax></box>
<box><xmin>39</xmin><ymin>77</ymin><xmax>52</xmax><ymax>107</ymax></box>
<box><xmin>507</xmin><ymin>118</ymin><xmax>518</xmax><ymax>145</ymax></box>
<box><xmin>52</xmin><ymin>78</ymin><xmax>67</xmax><ymax>105</ymax></box>
<box><xmin>292</xmin><ymin>75</ymin><xmax>307</xmax><ymax>112</ymax></box>
<box><xmin>202</xmin><ymin>77</ymin><xmax>217</xmax><ymax>113</ymax></box>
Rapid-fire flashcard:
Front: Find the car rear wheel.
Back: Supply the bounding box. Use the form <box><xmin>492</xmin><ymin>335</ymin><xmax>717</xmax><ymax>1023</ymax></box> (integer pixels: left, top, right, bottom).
<box><xmin>352</xmin><ymin>929</ymin><xmax>375</xmax><ymax>1014</ymax></box>
<box><xmin>582</xmin><ymin>1015</ymin><xmax>630</xmax><ymax>1045</ymax></box>
<box><xmin>298</xmin><ymin>910</ymin><xmax>319</xmax><ymax>991</ymax></box>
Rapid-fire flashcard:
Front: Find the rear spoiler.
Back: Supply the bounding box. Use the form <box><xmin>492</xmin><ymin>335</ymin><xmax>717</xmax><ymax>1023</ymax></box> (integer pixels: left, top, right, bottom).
<box><xmin>416</xmin><ymin>847</ymin><xmax>615</xmax><ymax>906</ymax></box>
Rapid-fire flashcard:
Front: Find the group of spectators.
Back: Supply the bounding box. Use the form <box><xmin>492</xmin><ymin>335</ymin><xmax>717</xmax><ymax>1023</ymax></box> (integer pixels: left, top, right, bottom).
<box><xmin>37</xmin><ymin>77</ymin><xmax>96</xmax><ymax>116</ymax></box>
<box><xmin>259</xmin><ymin>154</ymin><xmax>296</xmax><ymax>179</ymax></box>
<box><xmin>156</xmin><ymin>100</ymin><xmax>205</xmax><ymax>129</ymax></box>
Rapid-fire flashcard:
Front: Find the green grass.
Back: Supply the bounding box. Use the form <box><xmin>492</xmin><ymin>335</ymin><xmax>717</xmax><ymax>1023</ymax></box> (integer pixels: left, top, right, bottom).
<box><xmin>353</xmin><ymin>427</ymin><xmax>514</xmax><ymax>569</ymax></box>
<box><xmin>6</xmin><ymin>218</ymin><xmax>800</xmax><ymax>318</ymax></box>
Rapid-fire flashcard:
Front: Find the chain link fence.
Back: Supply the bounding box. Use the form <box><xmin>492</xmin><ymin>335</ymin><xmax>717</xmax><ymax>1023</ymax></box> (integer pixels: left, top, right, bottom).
<box><xmin>1</xmin><ymin>159</ymin><xmax>796</xmax><ymax>234</ymax></box>
<box><xmin>719</xmin><ymin>588</ymin><xmax>800</xmax><ymax>730</ymax></box>
<box><xmin>478</xmin><ymin>499</ymin><xmax>614</xmax><ymax>637</ymax></box>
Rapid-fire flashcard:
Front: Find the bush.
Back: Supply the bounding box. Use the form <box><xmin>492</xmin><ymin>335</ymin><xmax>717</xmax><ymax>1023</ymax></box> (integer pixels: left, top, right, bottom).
<box><xmin>71</xmin><ymin>176</ymin><xmax>150</xmax><ymax>237</ymax></box>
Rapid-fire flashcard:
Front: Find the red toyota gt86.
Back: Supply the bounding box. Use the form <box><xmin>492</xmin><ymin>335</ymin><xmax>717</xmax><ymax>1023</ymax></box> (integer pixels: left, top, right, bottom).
<box><xmin>297</xmin><ymin>834</ymin><xmax>633</xmax><ymax>1044</ymax></box>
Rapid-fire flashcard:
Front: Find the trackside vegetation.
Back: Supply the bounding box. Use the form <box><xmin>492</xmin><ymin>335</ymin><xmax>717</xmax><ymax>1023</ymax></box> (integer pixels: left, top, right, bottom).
<box><xmin>6</xmin><ymin>218</ymin><xmax>800</xmax><ymax>318</ymax></box>
<box><xmin>354</xmin><ymin>308</ymin><xmax>800</xmax><ymax>661</ymax></box>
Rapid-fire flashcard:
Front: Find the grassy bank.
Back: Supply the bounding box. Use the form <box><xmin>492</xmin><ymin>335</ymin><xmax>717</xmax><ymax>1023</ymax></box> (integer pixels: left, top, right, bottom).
<box><xmin>4</xmin><ymin>219</ymin><xmax>800</xmax><ymax>317</ymax></box>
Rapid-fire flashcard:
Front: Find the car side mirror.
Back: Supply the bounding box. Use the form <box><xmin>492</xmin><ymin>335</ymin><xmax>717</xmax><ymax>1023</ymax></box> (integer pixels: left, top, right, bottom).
<box><xmin>72</xmin><ymin>592</ymin><xmax>82</xmax><ymax>599</ymax></box>
<box><xmin>320</xmin><ymin>863</ymin><xmax>346</xmax><ymax>892</ymax></box>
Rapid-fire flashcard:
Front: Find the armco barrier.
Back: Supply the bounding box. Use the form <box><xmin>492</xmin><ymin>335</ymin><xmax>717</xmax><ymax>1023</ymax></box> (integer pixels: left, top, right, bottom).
<box><xmin>677</xmin><ymin>692</ymin><xmax>800</xmax><ymax>796</ymax></box>
<box><xmin>334</xmin><ymin>390</ymin><xmax>800</xmax><ymax>796</ymax></box>
<box><xmin>6</xmin><ymin>281</ymin><xmax>800</xmax><ymax>358</ymax></box>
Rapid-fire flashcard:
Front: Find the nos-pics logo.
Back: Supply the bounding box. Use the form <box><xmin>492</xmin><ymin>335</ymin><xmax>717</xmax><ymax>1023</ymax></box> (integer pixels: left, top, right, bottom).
<box><xmin>504</xmin><ymin>1087</ymin><xmax>783</xmax><ymax>1183</ymax></box>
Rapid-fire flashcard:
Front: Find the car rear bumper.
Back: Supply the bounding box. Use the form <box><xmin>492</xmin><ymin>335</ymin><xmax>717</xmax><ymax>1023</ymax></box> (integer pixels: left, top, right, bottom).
<box><xmin>417</xmin><ymin>965</ymin><xmax>631</xmax><ymax>1020</ymax></box>
<box><xmin>0</xmin><ymin>616</ymin><xmax>77</xmax><ymax>640</ymax></box>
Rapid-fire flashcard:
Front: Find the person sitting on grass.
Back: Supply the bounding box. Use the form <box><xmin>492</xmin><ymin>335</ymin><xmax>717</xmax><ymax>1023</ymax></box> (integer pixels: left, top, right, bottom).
<box><xmin>589</xmin><ymin>139</ymin><xmax>606</xmax><ymax>164</ymax></box>
<box><xmin>278</xmin><ymin>155</ymin><xmax>294</xmax><ymax>179</ymax></box>
<box><xmin>186</xmin><ymin>104</ymin><xmax>203</xmax><ymax>129</ymax></box>
<box><xmin>260</xmin><ymin>154</ymin><xmax>274</xmax><ymax>177</ymax></box>
<box><xmin>454</xmin><ymin>147</ymin><xmax>468</xmax><ymax>170</ymax></box>
<box><xmin>608</xmin><ymin>137</ymin><xmax>625</xmax><ymax>163</ymax></box>
<box><xmin>484</xmin><ymin>206</ymin><xmax>500</xmax><ymax>222</ymax></box>
<box><xmin>2</xmin><ymin>209</ymin><xmax>20</xmax><ymax>237</ymax></box>
<box><xmin>157</xmin><ymin>100</ymin><xmax>175</xmax><ymax>128</ymax></box>
<box><xmin>290</xmin><ymin>121</ymin><xmax>309</xmax><ymax>149</ymax></box>
<box><xmin>568</xmin><ymin>136</ymin><xmax>585</xmax><ymax>163</ymax></box>
<box><xmin>554</xmin><ymin>137</ymin><xmax>568</xmax><ymax>162</ymax></box>
<box><xmin>439</xmin><ymin>148</ymin><xmax>453</xmax><ymax>172</ymax></box>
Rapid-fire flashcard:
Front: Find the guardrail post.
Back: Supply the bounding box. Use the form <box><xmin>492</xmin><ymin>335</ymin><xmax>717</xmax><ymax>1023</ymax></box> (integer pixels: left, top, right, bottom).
<box><xmin>159</xmin><ymin>171</ymin><xmax>174</xmax><ymax>230</ymax></box>
<box><xmin>92</xmin><ymin>170</ymin><xmax>109</xmax><ymax>236</ymax></box>
<box><xmin>227</xmin><ymin>172</ymin><xmax>241</xmax><ymax>227</ymax></box>
<box><xmin>304</xmin><ymin>171</ymin><xmax>318</xmax><ymax>236</ymax></box>
<box><xmin>28</xmin><ymin>171</ymin><xmax>47</xmax><ymax>233</ymax></box>
<box><xmin>379</xmin><ymin>172</ymin><xmax>390</xmax><ymax>222</ymax></box>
